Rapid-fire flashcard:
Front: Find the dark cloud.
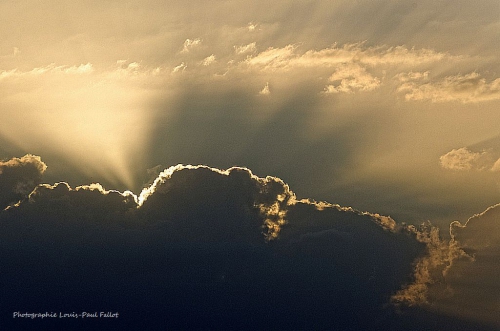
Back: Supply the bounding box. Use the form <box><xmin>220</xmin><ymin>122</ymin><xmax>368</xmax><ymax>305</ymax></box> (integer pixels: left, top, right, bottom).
<box><xmin>0</xmin><ymin>158</ymin><xmax>424</xmax><ymax>330</ymax></box>
<box><xmin>391</xmin><ymin>202</ymin><xmax>500</xmax><ymax>329</ymax></box>
<box><xmin>0</xmin><ymin>154</ymin><xmax>46</xmax><ymax>210</ymax></box>
<box><xmin>0</xmin><ymin>156</ymin><xmax>497</xmax><ymax>330</ymax></box>
<box><xmin>439</xmin><ymin>204</ymin><xmax>500</xmax><ymax>328</ymax></box>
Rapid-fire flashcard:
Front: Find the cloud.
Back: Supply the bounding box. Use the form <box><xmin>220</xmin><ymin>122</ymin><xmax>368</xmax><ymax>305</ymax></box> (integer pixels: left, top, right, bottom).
<box><xmin>0</xmin><ymin>157</ymin><xmax>439</xmax><ymax>330</ymax></box>
<box><xmin>0</xmin><ymin>154</ymin><xmax>46</xmax><ymax>210</ymax></box>
<box><xmin>234</xmin><ymin>42</ymin><xmax>256</xmax><ymax>54</ymax></box>
<box><xmin>244</xmin><ymin>43</ymin><xmax>451</xmax><ymax>70</ymax></box>
<box><xmin>247</xmin><ymin>22</ymin><xmax>258</xmax><ymax>31</ymax></box>
<box><xmin>391</xmin><ymin>222</ymin><xmax>466</xmax><ymax>306</ymax></box>
<box><xmin>135</xmin><ymin>164</ymin><xmax>297</xmax><ymax>242</ymax></box>
<box><xmin>451</xmin><ymin>203</ymin><xmax>500</xmax><ymax>251</ymax></box>
<box><xmin>181</xmin><ymin>38</ymin><xmax>202</xmax><ymax>53</ymax></box>
<box><xmin>0</xmin><ymin>39</ymin><xmax>497</xmax><ymax>195</ymax></box>
<box><xmin>398</xmin><ymin>72</ymin><xmax>500</xmax><ymax>103</ymax></box>
<box><xmin>490</xmin><ymin>158</ymin><xmax>500</xmax><ymax>172</ymax></box>
<box><xmin>201</xmin><ymin>54</ymin><xmax>216</xmax><ymax>66</ymax></box>
<box><xmin>439</xmin><ymin>147</ymin><xmax>490</xmax><ymax>171</ymax></box>
<box><xmin>1</xmin><ymin>155</ymin><xmax>498</xmax><ymax>329</ymax></box>
<box><xmin>244</xmin><ymin>44</ymin><xmax>297</xmax><ymax>68</ymax></box>
<box><xmin>434</xmin><ymin>204</ymin><xmax>500</xmax><ymax>328</ymax></box>
<box><xmin>439</xmin><ymin>147</ymin><xmax>500</xmax><ymax>171</ymax></box>
<box><xmin>389</xmin><ymin>198</ymin><xmax>500</xmax><ymax>329</ymax></box>
<box><xmin>323</xmin><ymin>63</ymin><xmax>380</xmax><ymax>93</ymax></box>
<box><xmin>0</xmin><ymin>63</ymin><xmax>94</xmax><ymax>79</ymax></box>
<box><xmin>1</xmin><ymin>1</ymin><xmax>499</xmax><ymax>327</ymax></box>
<box><xmin>395</xmin><ymin>71</ymin><xmax>430</xmax><ymax>83</ymax></box>
<box><xmin>259</xmin><ymin>82</ymin><xmax>270</xmax><ymax>95</ymax></box>
<box><xmin>172</xmin><ymin>62</ymin><xmax>187</xmax><ymax>73</ymax></box>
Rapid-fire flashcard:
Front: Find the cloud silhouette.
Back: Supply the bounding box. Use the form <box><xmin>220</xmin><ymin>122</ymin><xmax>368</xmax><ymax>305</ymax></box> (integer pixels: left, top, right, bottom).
<box><xmin>0</xmin><ymin>155</ymin><xmax>500</xmax><ymax>330</ymax></box>
<box><xmin>1</xmin><ymin>157</ymin><xmax>498</xmax><ymax>330</ymax></box>
<box><xmin>0</xmin><ymin>157</ymin><xmax>437</xmax><ymax>330</ymax></box>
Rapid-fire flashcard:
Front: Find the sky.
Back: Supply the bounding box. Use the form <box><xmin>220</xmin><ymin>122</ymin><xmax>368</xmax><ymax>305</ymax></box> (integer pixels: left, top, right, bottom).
<box><xmin>1</xmin><ymin>0</ymin><xmax>500</xmax><ymax>329</ymax></box>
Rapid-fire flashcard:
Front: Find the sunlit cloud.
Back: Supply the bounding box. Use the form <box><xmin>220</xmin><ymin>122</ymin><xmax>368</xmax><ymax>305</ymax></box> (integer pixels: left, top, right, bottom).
<box><xmin>1</xmin><ymin>38</ymin><xmax>497</xmax><ymax>192</ymax></box>
<box><xmin>0</xmin><ymin>63</ymin><xmax>93</xmax><ymax>80</ymax></box>
<box><xmin>392</xmin><ymin>223</ymin><xmax>466</xmax><ymax>306</ymax></box>
<box><xmin>395</xmin><ymin>71</ymin><xmax>430</xmax><ymax>83</ymax></box>
<box><xmin>172</xmin><ymin>62</ymin><xmax>187</xmax><ymax>73</ymax></box>
<box><xmin>244</xmin><ymin>44</ymin><xmax>297</xmax><ymax>69</ymax></box>
<box><xmin>234</xmin><ymin>42</ymin><xmax>257</xmax><ymax>54</ymax></box>
<box><xmin>323</xmin><ymin>63</ymin><xmax>380</xmax><ymax>93</ymax></box>
<box><xmin>259</xmin><ymin>82</ymin><xmax>270</xmax><ymax>95</ymax></box>
<box><xmin>442</xmin><ymin>204</ymin><xmax>500</xmax><ymax>326</ymax></box>
<box><xmin>398</xmin><ymin>72</ymin><xmax>500</xmax><ymax>103</ymax></box>
<box><xmin>440</xmin><ymin>147</ymin><xmax>500</xmax><ymax>171</ymax></box>
<box><xmin>201</xmin><ymin>54</ymin><xmax>216</xmax><ymax>66</ymax></box>
<box><xmin>490</xmin><ymin>158</ymin><xmax>500</xmax><ymax>172</ymax></box>
<box><xmin>440</xmin><ymin>147</ymin><xmax>490</xmax><ymax>171</ymax></box>
<box><xmin>181</xmin><ymin>38</ymin><xmax>202</xmax><ymax>53</ymax></box>
<box><xmin>243</xmin><ymin>43</ymin><xmax>453</xmax><ymax>70</ymax></box>
<box><xmin>247</xmin><ymin>22</ymin><xmax>258</xmax><ymax>31</ymax></box>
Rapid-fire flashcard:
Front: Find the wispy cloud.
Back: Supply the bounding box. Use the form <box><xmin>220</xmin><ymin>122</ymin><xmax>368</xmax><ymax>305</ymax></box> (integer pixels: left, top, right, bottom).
<box><xmin>172</xmin><ymin>62</ymin><xmax>187</xmax><ymax>73</ymax></box>
<box><xmin>259</xmin><ymin>82</ymin><xmax>270</xmax><ymax>95</ymax></box>
<box><xmin>244</xmin><ymin>43</ymin><xmax>452</xmax><ymax>70</ymax></box>
<box><xmin>234</xmin><ymin>42</ymin><xmax>257</xmax><ymax>54</ymax></box>
<box><xmin>181</xmin><ymin>38</ymin><xmax>202</xmax><ymax>53</ymax></box>
<box><xmin>0</xmin><ymin>63</ymin><xmax>93</xmax><ymax>80</ymax></box>
<box><xmin>398</xmin><ymin>72</ymin><xmax>500</xmax><ymax>103</ymax></box>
